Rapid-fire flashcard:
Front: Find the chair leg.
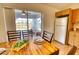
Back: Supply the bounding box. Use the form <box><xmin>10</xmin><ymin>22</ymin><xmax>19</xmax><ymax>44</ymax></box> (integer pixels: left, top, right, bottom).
<box><xmin>50</xmin><ymin>50</ymin><xmax>59</xmax><ymax>55</ymax></box>
<box><xmin>67</xmin><ymin>46</ymin><xmax>77</xmax><ymax>55</ymax></box>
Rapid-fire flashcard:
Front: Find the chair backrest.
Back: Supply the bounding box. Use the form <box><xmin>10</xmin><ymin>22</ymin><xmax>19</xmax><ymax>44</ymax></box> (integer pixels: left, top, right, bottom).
<box><xmin>22</xmin><ymin>30</ymin><xmax>29</xmax><ymax>39</ymax></box>
<box><xmin>42</xmin><ymin>31</ymin><xmax>54</xmax><ymax>43</ymax></box>
<box><xmin>7</xmin><ymin>30</ymin><xmax>21</xmax><ymax>41</ymax></box>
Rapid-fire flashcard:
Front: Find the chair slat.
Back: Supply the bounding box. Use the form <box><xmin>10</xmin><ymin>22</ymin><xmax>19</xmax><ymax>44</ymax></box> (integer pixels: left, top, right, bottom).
<box><xmin>22</xmin><ymin>30</ymin><xmax>29</xmax><ymax>39</ymax></box>
<box><xmin>42</xmin><ymin>31</ymin><xmax>54</xmax><ymax>43</ymax></box>
<box><xmin>7</xmin><ymin>31</ymin><xmax>21</xmax><ymax>41</ymax></box>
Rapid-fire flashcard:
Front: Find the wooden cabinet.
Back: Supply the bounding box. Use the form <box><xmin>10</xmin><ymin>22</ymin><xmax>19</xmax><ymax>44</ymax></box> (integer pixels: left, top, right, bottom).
<box><xmin>72</xmin><ymin>9</ymin><xmax>79</xmax><ymax>24</ymax></box>
<box><xmin>69</xmin><ymin>31</ymin><xmax>79</xmax><ymax>48</ymax></box>
<box><xmin>55</xmin><ymin>9</ymin><xmax>71</xmax><ymax>17</ymax></box>
<box><xmin>72</xmin><ymin>9</ymin><xmax>79</xmax><ymax>31</ymax></box>
<box><xmin>68</xmin><ymin>9</ymin><xmax>79</xmax><ymax>48</ymax></box>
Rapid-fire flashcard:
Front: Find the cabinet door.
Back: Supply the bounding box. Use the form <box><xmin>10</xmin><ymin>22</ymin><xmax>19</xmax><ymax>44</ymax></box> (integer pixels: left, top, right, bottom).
<box><xmin>69</xmin><ymin>31</ymin><xmax>79</xmax><ymax>48</ymax></box>
<box><xmin>72</xmin><ymin>10</ymin><xmax>79</xmax><ymax>24</ymax></box>
<box><xmin>75</xmin><ymin>32</ymin><xmax>79</xmax><ymax>48</ymax></box>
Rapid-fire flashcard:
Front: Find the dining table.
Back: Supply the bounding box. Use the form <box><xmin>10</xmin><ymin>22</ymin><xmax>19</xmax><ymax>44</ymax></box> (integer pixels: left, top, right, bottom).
<box><xmin>0</xmin><ymin>38</ymin><xmax>59</xmax><ymax>55</ymax></box>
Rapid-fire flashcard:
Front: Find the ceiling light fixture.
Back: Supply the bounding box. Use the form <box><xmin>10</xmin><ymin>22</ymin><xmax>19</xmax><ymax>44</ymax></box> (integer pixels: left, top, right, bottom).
<box><xmin>22</xmin><ymin>10</ymin><xmax>26</xmax><ymax>15</ymax></box>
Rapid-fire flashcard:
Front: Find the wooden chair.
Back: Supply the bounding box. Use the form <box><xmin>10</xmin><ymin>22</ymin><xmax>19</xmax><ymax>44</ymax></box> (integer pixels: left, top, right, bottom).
<box><xmin>7</xmin><ymin>30</ymin><xmax>21</xmax><ymax>42</ymax></box>
<box><xmin>67</xmin><ymin>46</ymin><xmax>77</xmax><ymax>55</ymax></box>
<box><xmin>42</xmin><ymin>31</ymin><xmax>54</xmax><ymax>43</ymax></box>
<box><xmin>22</xmin><ymin>30</ymin><xmax>29</xmax><ymax>39</ymax></box>
<box><xmin>36</xmin><ymin>32</ymin><xmax>41</xmax><ymax>36</ymax></box>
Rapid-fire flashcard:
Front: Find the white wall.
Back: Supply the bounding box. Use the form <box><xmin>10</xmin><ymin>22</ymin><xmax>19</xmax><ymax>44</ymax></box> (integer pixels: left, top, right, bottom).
<box><xmin>4</xmin><ymin>8</ymin><xmax>16</xmax><ymax>31</ymax></box>
<box><xmin>0</xmin><ymin>5</ymin><xmax>8</xmax><ymax>42</ymax></box>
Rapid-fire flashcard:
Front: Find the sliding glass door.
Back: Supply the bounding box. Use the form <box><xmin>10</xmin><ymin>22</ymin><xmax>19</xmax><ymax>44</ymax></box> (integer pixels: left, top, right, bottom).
<box><xmin>15</xmin><ymin>10</ymin><xmax>28</xmax><ymax>31</ymax></box>
<box><xmin>28</xmin><ymin>11</ymin><xmax>42</xmax><ymax>37</ymax></box>
<box><xmin>15</xmin><ymin>9</ymin><xmax>42</xmax><ymax>39</ymax></box>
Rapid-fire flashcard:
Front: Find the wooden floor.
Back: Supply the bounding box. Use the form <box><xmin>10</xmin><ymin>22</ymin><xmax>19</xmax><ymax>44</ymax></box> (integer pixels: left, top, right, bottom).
<box><xmin>0</xmin><ymin>40</ymin><xmax>59</xmax><ymax>55</ymax></box>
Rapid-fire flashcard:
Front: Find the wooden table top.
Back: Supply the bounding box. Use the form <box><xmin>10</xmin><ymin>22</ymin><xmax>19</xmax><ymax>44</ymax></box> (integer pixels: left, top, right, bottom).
<box><xmin>0</xmin><ymin>40</ymin><xmax>59</xmax><ymax>55</ymax></box>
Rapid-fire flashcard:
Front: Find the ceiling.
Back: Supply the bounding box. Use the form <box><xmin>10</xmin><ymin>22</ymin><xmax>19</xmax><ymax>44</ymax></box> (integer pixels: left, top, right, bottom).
<box><xmin>42</xmin><ymin>3</ymin><xmax>79</xmax><ymax>10</ymax></box>
<box><xmin>2</xmin><ymin>3</ymin><xmax>79</xmax><ymax>11</ymax></box>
